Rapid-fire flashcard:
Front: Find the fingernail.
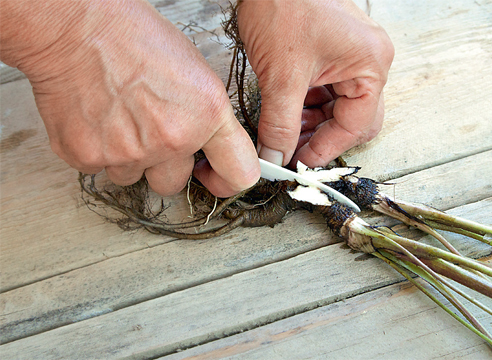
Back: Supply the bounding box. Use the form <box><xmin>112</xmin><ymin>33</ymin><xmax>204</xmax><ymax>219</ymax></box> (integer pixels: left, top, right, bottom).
<box><xmin>258</xmin><ymin>145</ymin><xmax>284</xmax><ymax>166</ymax></box>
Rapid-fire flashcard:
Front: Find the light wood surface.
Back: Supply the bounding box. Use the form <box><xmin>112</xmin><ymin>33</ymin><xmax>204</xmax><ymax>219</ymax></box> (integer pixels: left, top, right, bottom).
<box><xmin>1</xmin><ymin>0</ymin><xmax>491</xmax><ymax>359</ymax></box>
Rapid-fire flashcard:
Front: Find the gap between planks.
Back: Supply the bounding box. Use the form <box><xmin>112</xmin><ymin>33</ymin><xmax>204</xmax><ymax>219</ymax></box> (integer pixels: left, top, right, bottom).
<box><xmin>374</xmin><ymin>146</ymin><xmax>492</xmax><ymax>184</ymax></box>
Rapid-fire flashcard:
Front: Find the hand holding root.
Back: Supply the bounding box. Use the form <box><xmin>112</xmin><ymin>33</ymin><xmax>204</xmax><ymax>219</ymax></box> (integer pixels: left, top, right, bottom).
<box><xmin>0</xmin><ymin>0</ymin><xmax>260</xmax><ymax>198</ymax></box>
<box><xmin>236</xmin><ymin>0</ymin><xmax>394</xmax><ymax>167</ymax></box>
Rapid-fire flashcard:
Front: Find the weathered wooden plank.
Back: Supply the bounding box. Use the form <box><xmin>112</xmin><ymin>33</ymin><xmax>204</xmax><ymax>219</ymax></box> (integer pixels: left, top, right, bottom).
<box><xmin>151</xmin><ymin>0</ymin><xmax>229</xmax><ymax>34</ymax></box>
<box><xmin>1</xmin><ymin>196</ymin><xmax>490</xmax><ymax>358</ymax></box>
<box><xmin>0</xmin><ymin>246</ymin><xmax>398</xmax><ymax>358</ymax></box>
<box><xmin>343</xmin><ymin>0</ymin><xmax>492</xmax><ymax>180</ymax></box>
<box><xmin>0</xmin><ymin>210</ymin><xmax>332</xmax><ymax>344</ymax></box>
<box><xmin>376</xmin><ymin>149</ymin><xmax>491</xmax><ymax>211</ymax></box>
<box><xmin>1</xmin><ymin>1</ymin><xmax>491</xmax><ymax>357</ymax></box>
<box><xmin>1</xmin><ymin>149</ymin><xmax>491</xmax><ymax>344</ymax></box>
<box><xmin>164</xmin><ymin>278</ymin><xmax>492</xmax><ymax>360</ymax></box>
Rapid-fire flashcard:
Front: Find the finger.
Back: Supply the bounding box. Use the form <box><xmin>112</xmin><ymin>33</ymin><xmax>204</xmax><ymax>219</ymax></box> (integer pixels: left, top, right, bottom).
<box><xmin>324</xmin><ymin>84</ymin><xmax>339</xmax><ymax>100</ymax></box>
<box><xmin>194</xmin><ymin>118</ymin><xmax>260</xmax><ymax>198</ymax></box>
<box><xmin>296</xmin><ymin>130</ymin><xmax>315</xmax><ymax>154</ymax></box>
<box><xmin>293</xmin><ymin>90</ymin><xmax>383</xmax><ymax>167</ymax></box>
<box><xmin>301</xmin><ymin>99</ymin><xmax>337</xmax><ymax>132</ymax></box>
<box><xmin>105</xmin><ymin>164</ymin><xmax>145</xmax><ymax>186</ymax></box>
<box><xmin>301</xmin><ymin>97</ymin><xmax>336</xmax><ymax>132</ymax></box>
<box><xmin>286</xmin><ymin>130</ymin><xmax>315</xmax><ymax>170</ymax></box>
<box><xmin>321</xmin><ymin>100</ymin><xmax>335</xmax><ymax>120</ymax></box>
<box><xmin>256</xmin><ymin>77</ymin><xmax>309</xmax><ymax>166</ymax></box>
<box><xmin>145</xmin><ymin>155</ymin><xmax>195</xmax><ymax>197</ymax></box>
<box><xmin>301</xmin><ymin>108</ymin><xmax>326</xmax><ymax>132</ymax></box>
<box><xmin>304</xmin><ymin>86</ymin><xmax>333</xmax><ymax>107</ymax></box>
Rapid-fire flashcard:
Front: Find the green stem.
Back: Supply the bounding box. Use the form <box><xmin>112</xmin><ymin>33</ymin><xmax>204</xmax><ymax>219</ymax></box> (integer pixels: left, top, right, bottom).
<box><xmin>424</xmin><ymin>220</ymin><xmax>492</xmax><ymax>245</ymax></box>
<box><xmin>369</xmin><ymin>229</ymin><xmax>492</xmax><ymax>276</ymax></box>
<box><xmin>351</xmin><ymin>224</ymin><xmax>492</xmax><ymax>331</ymax></box>
<box><xmin>406</xmin><ymin>256</ymin><xmax>492</xmax><ymax>311</ymax></box>
<box><xmin>391</xmin><ymin>253</ymin><xmax>492</xmax><ymax>340</ymax></box>
<box><xmin>372</xmin><ymin>233</ymin><xmax>492</xmax><ymax>339</ymax></box>
<box><xmin>373</xmin><ymin>199</ymin><xmax>462</xmax><ymax>256</ymax></box>
<box><xmin>374</xmin><ymin>252</ymin><xmax>492</xmax><ymax>345</ymax></box>
<box><xmin>395</xmin><ymin>199</ymin><xmax>492</xmax><ymax>236</ymax></box>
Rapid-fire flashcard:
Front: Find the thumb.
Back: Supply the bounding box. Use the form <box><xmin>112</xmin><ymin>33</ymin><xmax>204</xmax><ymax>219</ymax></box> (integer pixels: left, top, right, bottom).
<box><xmin>194</xmin><ymin>109</ymin><xmax>261</xmax><ymax>198</ymax></box>
<box><xmin>256</xmin><ymin>76</ymin><xmax>308</xmax><ymax>166</ymax></box>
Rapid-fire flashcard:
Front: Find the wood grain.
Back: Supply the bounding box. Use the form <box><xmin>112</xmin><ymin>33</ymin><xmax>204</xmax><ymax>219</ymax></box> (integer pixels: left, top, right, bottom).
<box><xmin>1</xmin><ymin>198</ymin><xmax>490</xmax><ymax>358</ymax></box>
<box><xmin>164</xmin><ymin>278</ymin><xmax>492</xmax><ymax>360</ymax></box>
<box><xmin>343</xmin><ymin>0</ymin><xmax>492</xmax><ymax>180</ymax></box>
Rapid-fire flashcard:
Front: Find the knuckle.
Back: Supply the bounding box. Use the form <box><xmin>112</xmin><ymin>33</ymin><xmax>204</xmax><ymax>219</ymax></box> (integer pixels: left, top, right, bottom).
<box><xmin>112</xmin><ymin>142</ymin><xmax>146</xmax><ymax>164</ymax></box>
<box><xmin>203</xmin><ymin>85</ymin><xmax>232</xmax><ymax>122</ymax></box>
<box><xmin>154</xmin><ymin>123</ymin><xmax>189</xmax><ymax>154</ymax></box>
<box><xmin>371</xmin><ymin>29</ymin><xmax>395</xmax><ymax>77</ymax></box>
<box><xmin>258</xmin><ymin>118</ymin><xmax>299</xmax><ymax>143</ymax></box>
<box><xmin>233</xmin><ymin>163</ymin><xmax>262</xmax><ymax>191</ymax></box>
<box><xmin>73</xmin><ymin>149</ymin><xmax>103</xmax><ymax>169</ymax></box>
<box><xmin>50</xmin><ymin>138</ymin><xmax>103</xmax><ymax>169</ymax></box>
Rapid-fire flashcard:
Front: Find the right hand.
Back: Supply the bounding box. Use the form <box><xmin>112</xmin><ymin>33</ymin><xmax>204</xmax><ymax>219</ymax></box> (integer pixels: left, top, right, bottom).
<box><xmin>237</xmin><ymin>0</ymin><xmax>394</xmax><ymax>168</ymax></box>
<box><xmin>0</xmin><ymin>0</ymin><xmax>260</xmax><ymax>197</ymax></box>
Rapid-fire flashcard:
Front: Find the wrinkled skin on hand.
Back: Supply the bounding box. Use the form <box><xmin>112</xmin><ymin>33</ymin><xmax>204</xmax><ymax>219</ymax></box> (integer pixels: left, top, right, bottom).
<box><xmin>0</xmin><ymin>0</ymin><xmax>260</xmax><ymax>197</ymax></box>
<box><xmin>237</xmin><ymin>0</ymin><xmax>394</xmax><ymax>167</ymax></box>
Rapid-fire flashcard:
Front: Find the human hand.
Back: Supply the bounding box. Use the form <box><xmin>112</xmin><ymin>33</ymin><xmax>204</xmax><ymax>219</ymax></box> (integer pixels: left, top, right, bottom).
<box><xmin>237</xmin><ymin>0</ymin><xmax>394</xmax><ymax>167</ymax></box>
<box><xmin>0</xmin><ymin>0</ymin><xmax>260</xmax><ymax>197</ymax></box>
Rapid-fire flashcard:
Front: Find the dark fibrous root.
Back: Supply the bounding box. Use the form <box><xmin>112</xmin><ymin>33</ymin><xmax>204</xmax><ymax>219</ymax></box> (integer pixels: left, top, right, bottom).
<box><xmin>326</xmin><ymin>173</ymin><xmax>379</xmax><ymax>210</ymax></box>
<box><xmin>79</xmin><ymin>173</ymin><xmax>296</xmax><ymax>239</ymax></box>
<box><xmin>79</xmin><ymin>173</ymin><xmax>160</xmax><ymax>231</ymax></box>
<box><xmin>79</xmin><ymin>173</ymin><xmax>248</xmax><ymax>239</ymax></box>
<box><xmin>315</xmin><ymin>202</ymin><xmax>356</xmax><ymax>236</ymax></box>
<box><xmin>224</xmin><ymin>191</ymin><xmax>297</xmax><ymax>228</ymax></box>
<box><xmin>222</xmin><ymin>2</ymin><xmax>259</xmax><ymax>139</ymax></box>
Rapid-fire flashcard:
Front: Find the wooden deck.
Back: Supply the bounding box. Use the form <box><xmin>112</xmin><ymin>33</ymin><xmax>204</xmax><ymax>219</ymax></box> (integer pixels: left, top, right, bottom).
<box><xmin>1</xmin><ymin>0</ymin><xmax>491</xmax><ymax>358</ymax></box>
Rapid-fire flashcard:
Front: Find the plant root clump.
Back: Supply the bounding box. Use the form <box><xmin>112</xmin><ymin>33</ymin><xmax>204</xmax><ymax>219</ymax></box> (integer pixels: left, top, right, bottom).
<box><xmin>80</xmin><ymin>173</ymin><xmax>299</xmax><ymax>239</ymax></box>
